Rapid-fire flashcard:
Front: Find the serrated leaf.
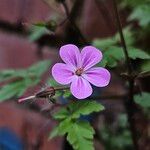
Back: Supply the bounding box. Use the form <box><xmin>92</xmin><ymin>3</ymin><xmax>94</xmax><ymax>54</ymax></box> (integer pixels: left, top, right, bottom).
<box><xmin>58</xmin><ymin>118</ymin><xmax>72</xmax><ymax>135</ymax></box>
<box><xmin>49</xmin><ymin>119</ymin><xmax>72</xmax><ymax>139</ymax></box>
<box><xmin>69</xmin><ymin>101</ymin><xmax>105</xmax><ymax>119</ymax></box>
<box><xmin>67</xmin><ymin>121</ymin><xmax>95</xmax><ymax>150</ymax></box>
<box><xmin>54</xmin><ymin>101</ymin><xmax>104</xmax><ymax>120</ymax></box>
<box><xmin>50</xmin><ymin>120</ymin><xmax>95</xmax><ymax>150</ymax></box>
<box><xmin>134</xmin><ymin>92</ymin><xmax>150</xmax><ymax>108</ymax></box>
<box><xmin>53</xmin><ymin>108</ymin><xmax>69</xmax><ymax>120</ymax></box>
<box><xmin>51</xmin><ymin>101</ymin><xmax>104</xmax><ymax>150</ymax></box>
<box><xmin>53</xmin><ymin>100</ymin><xmax>104</xmax><ymax>119</ymax></box>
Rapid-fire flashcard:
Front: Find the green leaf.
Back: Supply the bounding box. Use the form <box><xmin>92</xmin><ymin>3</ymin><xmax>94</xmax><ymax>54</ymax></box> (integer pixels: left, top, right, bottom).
<box><xmin>51</xmin><ymin>101</ymin><xmax>104</xmax><ymax>150</ymax></box>
<box><xmin>128</xmin><ymin>4</ymin><xmax>150</xmax><ymax>27</ymax></box>
<box><xmin>0</xmin><ymin>81</ymin><xmax>26</xmax><ymax>101</ymax></box>
<box><xmin>49</xmin><ymin>126</ymin><xmax>59</xmax><ymax>139</ymax></box>
<box><xmin>53</xmin><ymin>108</ymin><xmax>69</xmax><ymax>120</ymax></box>
<box><xmin>93</xmin><ymin>38</ymin><xmax>116</xmax><ymax>49</ymax></box>
<box><xmin>62</xmin><ymin>90</ymin><xmax>71</xmax><ymax>98</ymax></box>
<box><xmin>128</xmin><ymin>48</ymin><xmax>150</xmax><ymax>59</ymax></box>
<box><xmin>49</xmin><ymin>119</ymin><xmax>72</xmax><ymax>138</ymax></box>
<box><xmin>50</xmin><ymin>119</ymin><xmax>95</xmax><ymax>150</ymax></box>
<box><xmin>0</xmin><ymin>69</ymin><xmax>26</xmax><ymax>82</ymax></box>
<box><xmin>114</xmin><ymin>26</ymin><xmax>135</xmax><ymax>46</ymax></box>
<box><xmin>141</xmin><ymin>61</ymin><xmax>150</xmax><ymax>72</ymax></box>
<box><xmin>28</xmin><ymin>60</ymin><xmax>50</xmax><ymax>77</ymax></box>
<box><xmin>93</xmin><ymin>26</ymin><xmax>135</xmax><ymax>49</ymax></box>
<box><xmin>134</xmin><ymin>92</ymin><xmax>150</xmax><ymax>108</ymax></box>
<box><xmin>28</xmin><ymin>26</ymin><xmax>50</xmax><ymax>42</ymax></box>
<box><xmin>67</xmin><ymin>121</ymin><xmax>95</xmax><ymax>150</ymax></box>
<box><xmin>58</xmin><ymin>118</ymin><xmax>73</xmax><ymax>135</ymax></box>
<box><xmin>0</xmin><ymin>60</ymin><xmax>50</xmax><ymax>102</ymax></box>
<box><xmin>54</xmin><ymin>101</ymin><xmax>105</xmax><ymax>120</ymax></box>
<box><xmin>69</xmin><ymin>101</ymin><xmax>105</xmax><ymax>119</ymax></box>
<box><xmin>96</xmin><ymin>45</ymin><xmax>150</xmax><ymax>68</ymax></box>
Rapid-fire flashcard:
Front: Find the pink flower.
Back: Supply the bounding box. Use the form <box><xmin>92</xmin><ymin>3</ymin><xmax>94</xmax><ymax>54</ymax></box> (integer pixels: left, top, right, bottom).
<box><xmin>52</xmin><ymin>44</ymin><xmax>111</xmax><ymax>99</ymax></box>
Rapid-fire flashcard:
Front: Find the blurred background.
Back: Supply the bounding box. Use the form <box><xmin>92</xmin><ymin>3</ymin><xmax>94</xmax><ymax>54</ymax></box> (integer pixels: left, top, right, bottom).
<box><xmin>0</xmin><ymin>0</ymin><xmax>149</xmax><ymax>150</ymax></box>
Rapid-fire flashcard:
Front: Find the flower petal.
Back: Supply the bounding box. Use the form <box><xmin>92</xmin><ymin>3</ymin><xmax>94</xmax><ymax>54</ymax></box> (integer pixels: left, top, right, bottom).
<box><xmin>70</xmin><ymin>76</ymin><xmax>93</xmax><ymax>99</ymax></box>
<box><xmin>83</xmin><ymin>67</ymin><xmax>111</xmax><ymax>87</ymax></box>
<box><xmin>81</xmin><ymin>46</ymin><xmax>102</xmax><ymax>70</ymax></box>
<box><xmin>59</xmin><ymin>44</ymin><xmax>81</xmax><ymax>69</ymax></box>
<box><xmin>52</xmin><ymin>63</ymin><xmax>74</xmax><ymax>84</ymax></box>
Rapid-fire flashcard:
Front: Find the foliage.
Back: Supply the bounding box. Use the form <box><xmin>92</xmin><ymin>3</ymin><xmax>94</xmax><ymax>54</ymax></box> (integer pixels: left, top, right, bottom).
<box><xmin>29</xmin><ymin>25</ymin><xmax>50</xmax><ymax>42</ymax></box>
<box><xmin>50</xmin><ymin>100</ymin><xmax>104</xmax><ymax>150</ymax></box>
<box><xmin>134</xmin><ymin>92</ymin><xmax>150</xmax><ymax>117</ymax></box>
<box><xmin>100</xmin><ymin>114</ymin><xmax>133</xmax><ymax>150</ymax></box>
<box><xmin>28</xmin><ymin>19</ymin><xmax>58</xmax><ymax>42</ymax></box>
<box><xmin>141</xmin><ymin>61</ymin><xmax>150</xmax><ymax>72</ymax></box>
<box><xmin>121</xmin><ymin>0</ymin><xmax>150</xmax><ymax>27</ymax></box>
<box><xmin>128</xmin><ymin>4</ymin><xmax>150</xmax><ymax>27</ymax></box>
<box><xmin>93</xmin><ymin>27</ymin><xmax>150</xmax><ymax>68</ymax></box>
<box><xmin>0</xmin><ymin>60</ymin><xmax>50</xmax><ymax>102</ymax></box>
<box><xmin>134</xmin><ymin>92</ymin><xmax>150</xmax><ymax>112</ymax></box>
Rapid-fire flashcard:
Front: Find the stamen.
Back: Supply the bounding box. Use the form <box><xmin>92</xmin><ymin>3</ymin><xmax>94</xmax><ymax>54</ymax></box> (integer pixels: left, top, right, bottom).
<box><xmin>75</xmin><ymin>68</ymin><xmax>84</xmax><ymax>76</ymax></box>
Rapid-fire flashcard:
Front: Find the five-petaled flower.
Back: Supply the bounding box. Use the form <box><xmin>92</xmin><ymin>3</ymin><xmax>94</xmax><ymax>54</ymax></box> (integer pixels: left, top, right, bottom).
<box><xmin>52</xmin><ymin>44</ymin><xmax>111</xmax><ymax>99</ymax></box>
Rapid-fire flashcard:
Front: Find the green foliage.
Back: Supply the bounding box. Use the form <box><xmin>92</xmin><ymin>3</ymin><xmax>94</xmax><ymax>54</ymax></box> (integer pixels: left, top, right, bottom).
<box><xmin>0</xmin><ymin>60</ymin><xmax>50</xmax><ymax>101</ymax></box>
<box><xmin>93</xmin><ymin>27</ymin><xmax>150</xmax><ymax>68</ymax></box>
<box><xmin>135</xmin><ymin>92</ymin><xmax>150</xmax><ymax>118</ymax></box>
<box><xmin>128</xmin><ymin>4</ymin><xmax>150</xmax><ymax>27</ymax></box>
<box><xmin>29</xmin><ymin>26</ymin><xmax>49</xmax><ymax>42</ymax></box>
<box><xmin>141</xmin><ymin>61</ymin><xmax>150</xmax><ymax>72</ymax></box>
<box><xmin>50</xmin><ymin>100</ymin><xmax>104</xmax><ymax>150</ymax></box>
<box><xmin>0</xmin><ymin>81</ymin><xmax>27</xmax><ymax>101</ymax></box>
<box><xmin>53</xmin><ymin>100</ymin><xmax>105</xmax><ymax>120</ymax></box>
<box><xmin>134</xmin><ymin>92</ymin><xmax>150</xmax><ymax>109</ymax></box>
<box><xmin>67</xmin><ymin>121</ymin><xmax>95</xmax><ymax>150</ymax></box>
<box><xmin>100</xmin><ymin>114</ymin><xmax>133</xmax><ymax>150</ymax></box>
<box><xmin>121</xmin><ymin>0</ymin><xmax>150</xmax><ymax>27</ymax></box>
<box><xmin>28</xmin><ymin>20</ymin><xmax>57</xmax><ymax>42</ymax></box>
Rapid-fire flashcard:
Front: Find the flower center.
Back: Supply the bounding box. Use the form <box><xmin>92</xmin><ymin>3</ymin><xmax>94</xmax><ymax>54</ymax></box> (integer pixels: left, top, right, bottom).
<box><xmin>75</xmin><ymin>68</ymin><xmax>84</xmax><ymax>76</ymax></box>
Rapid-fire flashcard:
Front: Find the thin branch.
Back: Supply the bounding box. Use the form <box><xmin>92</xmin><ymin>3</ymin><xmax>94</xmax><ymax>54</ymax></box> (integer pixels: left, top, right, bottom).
<box><xmin>112</xmin><ymin>0</ymin><xmax>139</xmax><ymax>149</ymax></box>
<box><xmin>112</xmin><ymin>0</ymin><xmax>132</xmax><ymax>75</ymax></box>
